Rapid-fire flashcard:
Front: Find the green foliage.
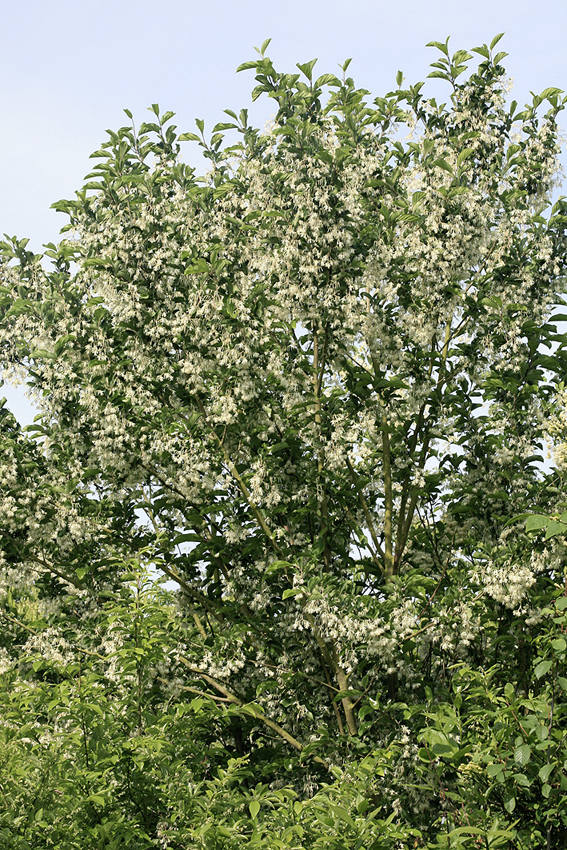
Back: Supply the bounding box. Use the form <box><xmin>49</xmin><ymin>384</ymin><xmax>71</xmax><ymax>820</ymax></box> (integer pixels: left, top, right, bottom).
<box><xmin>1</xmin><ymin>36</ymin><xmax>567</xmax><ymax>847</ymax></box>
<box><xmin>0</xmin><ymin>567</ymin><xmax>418</xmax><ymax>848</ymax></box>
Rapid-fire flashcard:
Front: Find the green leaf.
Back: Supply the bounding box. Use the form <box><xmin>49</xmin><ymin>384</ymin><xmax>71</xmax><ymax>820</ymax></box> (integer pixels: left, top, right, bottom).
<box><xmin>315</xmin><ymin>809</ymin><xmax>333</xmax><ymax>827</ymax></box>
<box><xmin>539</xmin><ymin>763</ymin><xmax>555</xmax><ymax>783</ymax></box>
<box><xmin>249</xmin><ymin>800</ymin><xmax>260</xmax><ymax>819</ymax></box>
<box><xmin>514</xmin><ymin>744</ymin><xmax>531</xmax><ymax>767</ymax></box>
<box><xmin>457</xmin><ymin>148</ymin><xmax>474</xmax><ymax>166</ymax></box>
<box><xmin>236</xmin><ymin>60</ymin><xmax>259</xmax><ymax>72</ymax></box>
<box><xmin>534</xmin><ymin>659</ymin><xmax>552</xmax><ymax>679</ymax></box>
<box><xmin>212</xmin><ymin>122</ymin><xmax>238</xmax><ymax>133</ymax></box>
<box><xmin>503</xmin><ymin>792</ymin><xmax>516</xmax><ymax>814</ymax></box>
<box><xmin>426</xmin><ymin>39</ymin><xmax>450</xmax><ymax>57</ymax></box>
<box><xmin>472</xmin><ymin>45</ymin><xmax>490</xmax><ymax>60</ymax></box>
<box><xmin>447</xmin><ymin>827</ymin><xmax>485</xmax><ymax>837</ymax></box>
<box><xmin>427</xmin><ymin>70</ymin><xmax>451</xmax><ymax>82</ymax></box>
<box><xmin>487</xmin><ymin>763</ymin><xmax>503</xmax><ymax>777</ymax></box>
<box><xmin>30</xmin><ymin>349</ymin><xmax>56</xmax><ymax>360</ymax></box>
<box><xmin>314</xmin><ymin>73</ymin><xmax>340</xmax><ymax>88</ymax></box>
<box><xmin>452</xmin><ymin>50</ymin><xmax>472</xmax><ymax>65</ymax></box>
<box><xmin>490</xmin><ymin>33</ymin><xmax>505</xmax><ymax>50</ymax></box>
<box><xmin>540</xmin><ymin>87</ymin><xmax>563</xmax><ymax>100</ymax></box>
<box><xmin>331</xmin><ymin>805</ymin><xmax>355</xmax><ymax>827</ymax></box>
<box><xmin>525</xmin><ymin>514</ymin><xmax>549</xmax><ymax>532</ymax></box>
<box><xmin>535</xmin><ymin>725</ymin><xmax>549</xmax><ymax>742</ymax></box>
<box><xmin>432</xmin><ymin>158</ymin><xmax>453</xmax><ymax>174</ymax></box>
<box><xmin>542</xmin><ymin>783</ymin><xmax>551</xmax><ymax>798</ymax></box>
<box><xmin>545</xmin><ymin>519</ymin><xmax>567</xmax><ymax>539</ymax></box>
<box><xmin>297</xmin><ymin>59</ymin><xmax>317</xmax><ymax>81</ymax></box>
<box><xmin>266</xmin><ymin>560</ymin><xmax>294</xmax><ymax>574</ymax></box>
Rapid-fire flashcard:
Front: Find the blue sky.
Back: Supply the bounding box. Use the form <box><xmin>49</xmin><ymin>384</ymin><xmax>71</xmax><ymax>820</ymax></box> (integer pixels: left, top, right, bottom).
<box><xmin>1</xmin><ymin>0</ymin><xmax>566</xmax><ymax>423</ymax></box>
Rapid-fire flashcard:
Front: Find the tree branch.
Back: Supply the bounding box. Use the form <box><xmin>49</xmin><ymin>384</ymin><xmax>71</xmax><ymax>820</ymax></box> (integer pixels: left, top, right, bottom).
<box><xmin>346</xmin><ymin>456</ymin><xmax>386</xmax><ymax>569</ymax></box>
<box><xmin>178</xmin><ymin>657</ymin><xmax>329</xmax><ymax>768</ymax></box>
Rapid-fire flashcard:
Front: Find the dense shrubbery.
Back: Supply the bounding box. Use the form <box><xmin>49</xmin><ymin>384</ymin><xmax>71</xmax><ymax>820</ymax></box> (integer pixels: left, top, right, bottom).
<box><xmin>1</xmin><ymin>35</ymin><xmax>567</xmax><ymax>847</ymax></box>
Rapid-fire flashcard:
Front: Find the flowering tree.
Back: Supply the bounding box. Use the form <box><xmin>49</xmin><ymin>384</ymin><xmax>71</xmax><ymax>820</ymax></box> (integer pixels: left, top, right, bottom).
<box><xmin>1</xmin><ymin>35</ymin><xmax>567</xmax><ymax>847</ymax></box>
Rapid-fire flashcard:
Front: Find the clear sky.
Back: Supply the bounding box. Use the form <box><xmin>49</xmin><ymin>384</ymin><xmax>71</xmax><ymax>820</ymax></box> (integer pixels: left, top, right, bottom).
<box><xmin>1</xmin><ymin>0</ymin><xmax>566</xmax><ymax>423</ymax></box>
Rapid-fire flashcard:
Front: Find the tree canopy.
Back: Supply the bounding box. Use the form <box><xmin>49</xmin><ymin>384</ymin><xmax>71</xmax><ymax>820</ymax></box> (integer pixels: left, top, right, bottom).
<box><xmin>1</xmin><ymin>35</ymin><xmax>567</xmax><ymax>848</ymax></box>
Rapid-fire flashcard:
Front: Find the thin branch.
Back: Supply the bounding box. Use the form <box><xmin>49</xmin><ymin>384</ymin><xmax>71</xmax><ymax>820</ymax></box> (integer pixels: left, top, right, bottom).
<box><xmin>158</xmin><ymin>561</ymin><xmax>224</xmax><ymax>622</ymax></box>
<box><xmin>312</xmin><ymin>324</ymin><xmax>331</xmax><ymax>569</ymax></box>
<box><xmin>303</xmin><ymin>611</ymin><xmax>358</xmax><ymax>735</ymax></box>
<box><xmin>192</xmin><ymin>612</ymin><xmax>208</xmax><ymax>639</ymax></box>
<box><xmin>137</xmin><ymin>464</ymin><xmax>231</xmax><ymax>580</ymax></box>
<box><xmin>335</xmin><ymin>666</ymin><xmax>358</xmax><ymax>736</ymax></box>
<box><xmin>160</xmin><ymin>681</ymin><xmax>233</xmax><ymax>703</ymax></box>
<box><xmin>261</xmin><ymin>660</ymin><xmax>340</xmax><ymax>694</ymax></box>
<box><xmin>346</xmin><ymin>457</ymin><xmax>386</xmax><ymax>568</ymax></box>
<box><xmin>27</xmin><ymin>554</ymin><xmax>84</xmax><ymax>590</ymax></box>
<box><xmin>0</xmin><ymin>611</ymin><xmax>106</xmax><ymax>660</ymax></box>
<box><xmin>193</xmin><ymin>396</ymin><xmax>283</xmax><ymax>557</ymax></box>
<box><xmin>178</xmin><ymin>657</ymin><xmax>329</xmax><ymax>768</ymax></box>
<box><xmin>382</xmin><ymin>417</ymin><xmax>394</xmax><ymax>578</ymax></box>
<box><xmin>320</xmin><ymin>658</ymin><xmax>345</xmax><ymax>735</ymax></box>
